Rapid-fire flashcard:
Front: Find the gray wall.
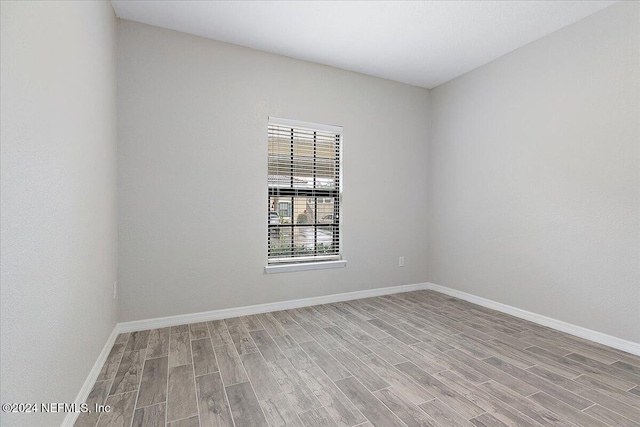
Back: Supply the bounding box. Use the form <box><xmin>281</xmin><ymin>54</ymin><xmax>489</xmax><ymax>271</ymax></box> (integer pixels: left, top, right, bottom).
<box><xmin>117</xmin><ymin>21</ymin><xmax>430</xmax><ymax>322</ymax></box>
<box><xmin>0</xmin><ymin>2</ymin><xmax>118</xmax><ymax>425</ymax></box>
<box><xmin>428</xmin><ymin>2</ymin><xmax>640</xmax><ymax>343</ymax></box>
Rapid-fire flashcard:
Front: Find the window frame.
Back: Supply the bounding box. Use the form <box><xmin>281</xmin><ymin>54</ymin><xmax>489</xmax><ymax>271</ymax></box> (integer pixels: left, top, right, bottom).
<box><xmin>265</xmin><ymin>117</ymin><xmax>345</xmax><ymax>272</ymax></box>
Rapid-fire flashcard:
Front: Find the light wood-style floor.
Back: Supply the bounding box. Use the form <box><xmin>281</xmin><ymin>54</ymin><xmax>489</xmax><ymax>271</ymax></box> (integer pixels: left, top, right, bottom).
<box><xmin>75</xmin><ymin>290</ymin><xmax>640</xmax><ymax>427</ymax></box>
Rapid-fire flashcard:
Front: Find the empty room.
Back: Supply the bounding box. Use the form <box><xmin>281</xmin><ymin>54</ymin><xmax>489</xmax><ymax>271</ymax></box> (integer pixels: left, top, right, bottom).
<box><xmin>1</xmin><ymin>1</ymin><xmax>639</xmax><ymax>426</ymax></box>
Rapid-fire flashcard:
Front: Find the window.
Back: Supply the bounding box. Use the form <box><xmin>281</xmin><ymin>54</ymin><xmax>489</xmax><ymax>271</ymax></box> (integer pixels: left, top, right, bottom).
<box><xmin>268</xmin><ymin>117</ymin><xmax>342</xmax><ymax>266</ymax></box>
<box><xmin>277</xmin><ymin>201</ymin><xmax>291</xmax><ymax>219</ymax></box>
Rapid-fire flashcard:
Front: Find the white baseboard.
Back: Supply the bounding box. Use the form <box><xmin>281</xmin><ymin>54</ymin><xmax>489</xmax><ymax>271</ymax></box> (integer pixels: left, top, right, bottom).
<box><xmin>117</xmin><ymin>281</ymin><xmax>639</xmax><ymax>355</ymax></box>
<box><xmin>425</xmin><ymin>282</ymin><xmax>640</xmax><ymax>356</ymax></box>
<box><xmin>118</xmin><ymin>282</ymin><xmax>429</xmax><ymax>333</ymax></box>
<box><xmin>61</xmin><ymin>325</ymin><xmax>119</xmax><ymax>427</ymax></box>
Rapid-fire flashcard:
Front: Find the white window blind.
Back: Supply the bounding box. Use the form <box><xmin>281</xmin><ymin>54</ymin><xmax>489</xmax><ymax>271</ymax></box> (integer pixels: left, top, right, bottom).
<box><xmin>268</xmin><ymin>118</ymin><xmax>342</xmax><ymax>264</ymax></box>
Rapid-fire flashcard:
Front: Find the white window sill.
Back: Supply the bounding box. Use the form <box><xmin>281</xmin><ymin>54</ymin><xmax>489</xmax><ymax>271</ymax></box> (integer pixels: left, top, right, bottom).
<box><xmin>264</xmin><ymin>260</ymin><xmax>347</xmax><ymax>274</ymax></box>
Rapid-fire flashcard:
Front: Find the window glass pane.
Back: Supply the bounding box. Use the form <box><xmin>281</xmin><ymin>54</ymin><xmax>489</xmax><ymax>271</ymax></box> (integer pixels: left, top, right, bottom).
<box><xmin>268</xmin><ymin>196</ymin><xmax>339</xmax><ymax>260</ymax></box>
<box><xmin>268</xmin><ymin>127</ymin><xmax>339</xmax><ymax>190</ymax></box>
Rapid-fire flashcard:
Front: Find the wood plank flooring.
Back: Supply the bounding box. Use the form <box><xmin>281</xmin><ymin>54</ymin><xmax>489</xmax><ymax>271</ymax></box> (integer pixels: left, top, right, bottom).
<box><xmin>75</xmin><ymin>290</ymin><xmax>640</xmax><ymax>427</ymax></box>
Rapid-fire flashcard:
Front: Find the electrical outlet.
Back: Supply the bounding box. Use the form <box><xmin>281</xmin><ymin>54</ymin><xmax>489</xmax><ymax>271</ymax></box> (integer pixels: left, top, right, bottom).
<box><xmin>399</xmin><ymin>256</ymin><xmax>405</xmax><ymax>267</ymax></box>
<box><xmin>113</xmin><ymin>281</ymin><xmax>118</xmax><ymax>299</ymax></box>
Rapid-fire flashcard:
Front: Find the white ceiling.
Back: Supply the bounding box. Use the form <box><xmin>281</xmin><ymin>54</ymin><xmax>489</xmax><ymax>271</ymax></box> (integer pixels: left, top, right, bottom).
<box><xmin>111</xmin><ymin>1</ymin><xmax>618</xmax><ymax>89</ymax></box>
